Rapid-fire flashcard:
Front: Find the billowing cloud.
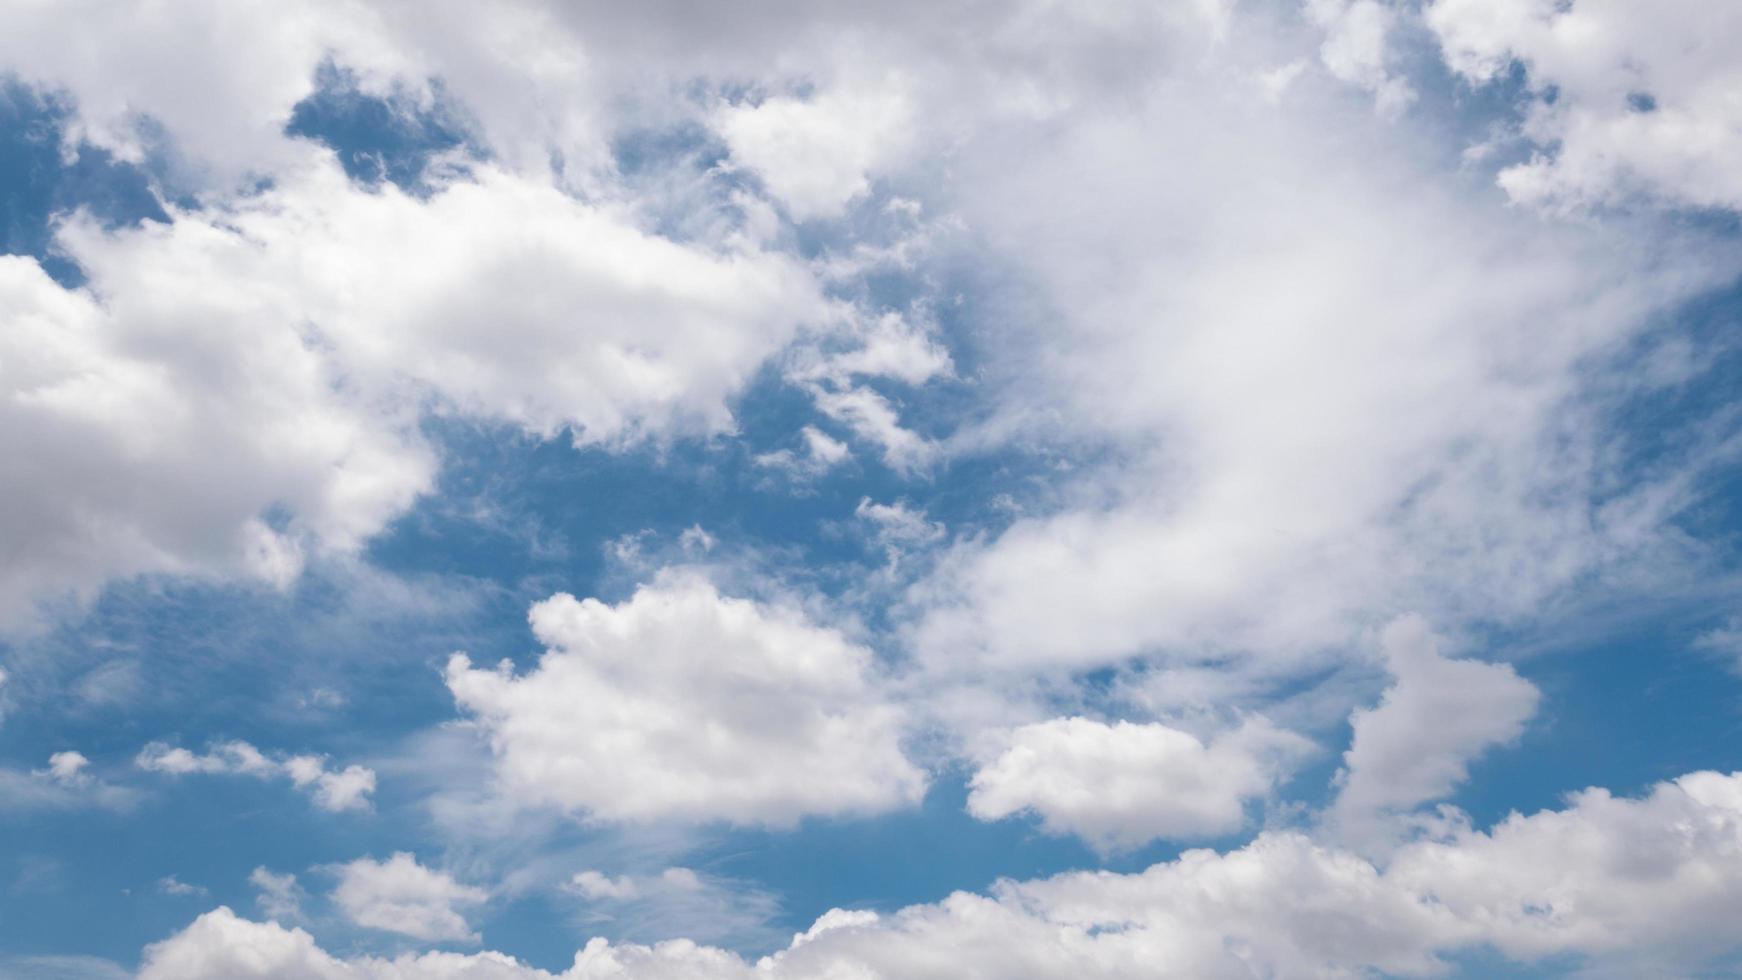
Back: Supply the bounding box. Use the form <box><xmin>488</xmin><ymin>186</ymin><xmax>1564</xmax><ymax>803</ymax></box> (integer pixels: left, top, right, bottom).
<box><xmin>1428</xmin><ymin>0</ymin><xmax>1742</xmax><ymax>211</ymax></box>
<box><xmin>446</xmin><ymin>570</ymin><xmax>926</xmax><ymax>825</ymax></box>
<box><xmin>139</xmin><ymin>770</ymin><xmax>1742</xmax><ymax>978</ymax></box>
<box><xmin>967</xmin><ymin>716</ymin><xmax>1309</xmax><ymax>850</ymax></box>
<box><xmin>0</xmin><ymin>148</ymin><xmax>828</xmax><ymax>621</ymax></box>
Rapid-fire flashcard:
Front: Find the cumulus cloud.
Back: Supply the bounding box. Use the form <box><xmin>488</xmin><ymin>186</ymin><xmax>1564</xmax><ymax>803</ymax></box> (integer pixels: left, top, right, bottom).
<box><xmin>446</xmin><ymin>570</ymin><xmax>925</xmax><ymax>825</ymax></box>
<box><xmin>967</xmin><ymin>716</ymin><xmax>1310</xmax><ymax>851</ymax></box>
<box><xmin>331</xmin><ymin>853</ymin><xmax>487</xmax><ymax>944</ymax></box>
<box><xmin>715</xmin><ymin>78</ymin><xmax>915</xmax><ymax>221</ymax></box>
<box><xmin>1427</xmin><ymin>0</ymin><xmax>1742</xmax><ymax>211</ymax></box>
<box><xmin>138</xmin><ymin>770</ymin><xmax>1742</xmax><ymax>978</ymax></box>
<box><xmin>0</xmin><ymin>145</ymin><xmax>829</xmax><ymax>622</ymax></box>
<box><xmin>136</xmin><ymin>739</ymin><xmax>376</xmax><ymax>812</ymax></box>
<box><xmin>1327</xmin><ymin>615</ymin><xmax>1540</xmax><ymax>844</ymax></box>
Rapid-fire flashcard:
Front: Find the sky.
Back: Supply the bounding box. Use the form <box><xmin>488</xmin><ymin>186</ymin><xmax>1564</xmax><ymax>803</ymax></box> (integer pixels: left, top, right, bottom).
<box><xmin>2</xmin><ymin>1</ymin><xmax>1742</xmax><ymax>977</ymax></box>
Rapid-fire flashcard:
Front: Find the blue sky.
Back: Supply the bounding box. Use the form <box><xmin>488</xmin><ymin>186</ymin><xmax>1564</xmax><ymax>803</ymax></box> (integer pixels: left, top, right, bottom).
<box><xmin>4</xmin><ymin>2</ymin><xmax>1742</xmax><ymax>978</ymax></box>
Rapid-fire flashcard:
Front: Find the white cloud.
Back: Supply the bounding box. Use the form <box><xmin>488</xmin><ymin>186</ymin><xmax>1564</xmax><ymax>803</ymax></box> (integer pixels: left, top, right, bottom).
<box><xmin>45</xmin><ymin>750</ymin><xmax>90</xmax><ymax>783</ymax></box>
<box><xmin>1427</xmin><ymin>0</ymin><xmax>1742</xmax><ymax>211</ymax></box>
<box><xmin>0</xmin><ymin>250</ymin><xmax>431</xmax><ymax>623</ymax></box>
<box><xmin>136</xmin><ymin>739</ymin><xmax>376</xmax><ymax>812</ymax></box>
<box><xmin>855</xmin><ymin>498</ymin><xmax>946</xmax><ymax>567</ymax></box>
<box><xmin>1305</xmin><ymin>0</ymin><xmax>1416</xmax><ymax>115</ymax></box>
<box><xmin>332</xmin><ymin>853</ymin><xmax>487</xmax><ymax>944</ymax></box>
<box><xmin>753</xmin><ymin>426</ymin><xmax>851</xmax><ymax>479</ymax></box>
<box><xmin>1</xmin><ymin>147</ymin><xmax>829</xmax><ymax>622</ymax></box>
<box><xmin>715</xmin><ymin>79</ymin><xmax>915</xmax><ymax>221</ymax></box>
<box><xmin>967</xmin><ymin>716</ymin><xmax>1310</xmax><ymax>851</ymax></box>
<box><xmin>0</xmin><ymin>751</ymin><xmax>135</xmax><ymax>812</ymax></box>
<box><xmin>159</xmin><ymin>876</ymin><xmax>208</xmax><ymax>898</ymax></box>
<box><xmin>1327</xmin><ymin>615</ymin><xmax>1540</xmax><ymax>844</ymax></box>
<box><xmin>137</xmin><ymin>770</ymin><xmax>1742</xmax><ymax>978</ymax></box>
<box><xmin>446</xmin><ymin>570</ymin><xmax>925</xmax><ymax>825</ymax></box>
<box><xmin>809</xmin><ymin>385</ymin><xmax>935</xmax><ymax>474</ymax></box>
<box><xmin>567</xmin><ymin>871</ymin><xmax>641</xmax><ymax>902</ymax></box>
<box><xmin>903</xmin><ymin>35</ymin><xmax>1733</xmax><ymax>680</ymax></box>
<box><xmin>249</xmin><ymin>868</ymin><xmax>307</xmax><ymax>924</ymax></box>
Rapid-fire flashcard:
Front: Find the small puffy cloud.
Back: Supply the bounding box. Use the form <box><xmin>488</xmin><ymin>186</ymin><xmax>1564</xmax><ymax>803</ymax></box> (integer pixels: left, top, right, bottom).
<box><xmin>332</xmin><ymin>853</ymin><xmax>487</xmax><ymax>944</ymax></box>
<box><xmin>284</xmin><ymin>755</ymin><xmax>378</xmax><ymax>813</ymax></box>
<box><xmin>136</xmin><ymin>740</ymin><xmax>376</xmax><ymax>812</ymax></box>
<box><xmin>567</xmin><ymin>871</ymin><xmax>641</xmax><ymax>902</ymax></box>
<box><xmin>158</xmin><ymin>876</ymin><xmax>208</xmax><ymax>898</ymax></box>
<box><xmin>786</xmin><ymin>312</ymin><xmax>953</xmax><ymax>389</ymax></box>
<box><xmin>0</xmin><ymin>751</ymin><xmax>135</xmax><ymax>812</ymax></box>
<box><xmin>1427</xmin><ymin>0</ymin><xmax>1742</xmax><ymax>211</ymax></box>
<box><xmin>46</xmin><ymin>751</ymin><xmax>90</xmax><ymax>783</ymax></box>
<box><xmin>1305</xmin><ymin>0</ymin><xmax>1416</xmax><ymax>115</ymax></box>
<box><xmin>136</xmin><ymin>770</ymin><xmax>1742</xmax><ymax>978</ymax></box>
<box><xmin>715</xmin><ymin>79</ymin><xmax>915</xmax><ymax>220</ymax></box>
<box><xmin>249</xmin><ymin>868</ymin><xmax>307</xmax><ymax>924</ymax></box>
<box><xmin>967</xmin><ymin>716</ymin><xmax>1310</xmax><ymax>850</ymax></box>
<box><xmin>447</xmin><ymin>571</ymin><xmax>925</xmax><ymax>826</ymax></box>
<box><xmin>753</xmin><ymin>426</ymin><xmax>851</xmax><ymax>480</ymax></box>
<box><xmin>1327</xmin><ymin>615</ymin><xmax>1539</xmax><ymax>843</ymax></box>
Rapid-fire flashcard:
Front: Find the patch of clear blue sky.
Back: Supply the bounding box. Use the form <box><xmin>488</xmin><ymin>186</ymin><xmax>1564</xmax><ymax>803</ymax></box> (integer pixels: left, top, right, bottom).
<box><xmin>0</xmin><ymin>81</ymin><xmax>166</xmax><ymax>285</ymax></box>
<box><xmin>285</xmin><ymin>62</ymin><xmax>478</xmax><ymax>193</ymax></box>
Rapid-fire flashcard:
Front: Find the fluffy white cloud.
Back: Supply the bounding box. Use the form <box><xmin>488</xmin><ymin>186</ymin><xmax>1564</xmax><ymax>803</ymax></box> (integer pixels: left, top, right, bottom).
<box><xmin>0</xmin><ymin>146</ymin><xmax>829</xmax><ymax>621</ymax></box>
<box><xmin>967</xmin><ymin>716</ymin><xmax>1309</xmax><ymax>850</ymax></box>
<box><xmin>0</xmin><ymin>250</ymin><xmax>431</xmax><ymax>622</ymax></box>
<box><xmin>1428</xmin><ymin>0</ymin><xmax>1742</xmax><ymax>211</ymax></box>
<box><xmin>138</xmin><ymin>770</ymin><xmax>1742</xmax><ymax>979</ymax></box>
<box><xmin>446</xmin><ymin>571</ymin><xmax>925</xmax><ymax>825</ymax></box>
<box><xmin>1327</xmin><ymin>615</ymin><xmax>1540</xmax><ymax>843</ymax></box>
<box><xmin>332</xmin><ymin>853</ymin><xmax>487</xmax><ymax>944</ymax></box>
<box><xmin>1305</xmin><ymin>0</ymin><xmax>1416</xmax><ymax>115</ymax></box>
<box><xmin>715</xmin><ymin>79</ymin><xmax>915</xmax><ymax>220</ymax></box>
<box><xmin>137</xmin><ymin>739</ymin><xmax>376</xmax><ymax>812</ymax></box>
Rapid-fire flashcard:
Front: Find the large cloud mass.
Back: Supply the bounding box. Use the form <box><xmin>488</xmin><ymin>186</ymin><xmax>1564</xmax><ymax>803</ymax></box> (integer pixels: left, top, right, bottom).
<box><xmin>0</xmin><ymin>151</ymin><xmax>826</xmax><ymax>620</ymax></box>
